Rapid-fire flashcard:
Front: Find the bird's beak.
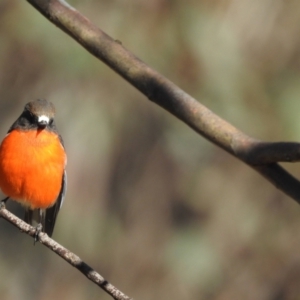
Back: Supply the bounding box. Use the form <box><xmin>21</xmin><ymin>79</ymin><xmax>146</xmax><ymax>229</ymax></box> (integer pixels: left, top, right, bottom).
<box><xmin>37</xmin><ymin>115</ymin><xmax>49</xmax><ymax>127</ymax></box>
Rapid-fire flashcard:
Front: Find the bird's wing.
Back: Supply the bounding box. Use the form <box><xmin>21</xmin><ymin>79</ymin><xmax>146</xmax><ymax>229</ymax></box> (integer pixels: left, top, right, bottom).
<box><xmin>44</xmin><ymin>169</ymin><xmax>67</xmax><ymax>237</ymax></box>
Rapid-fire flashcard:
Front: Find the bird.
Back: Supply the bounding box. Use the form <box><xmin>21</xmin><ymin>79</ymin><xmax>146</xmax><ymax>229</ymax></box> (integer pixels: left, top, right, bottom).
<box><xmin>0</xmin><ymin>99</ymin><xmax>67</xmax><ymax>238</ymax></box>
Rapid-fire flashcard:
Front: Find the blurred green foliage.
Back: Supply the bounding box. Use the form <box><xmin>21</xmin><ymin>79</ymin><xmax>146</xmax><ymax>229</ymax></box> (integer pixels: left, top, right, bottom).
<box><xmin>1</xmin><ymin>1</ymin><xmax>300</xmax><ymax>299</ymax></box>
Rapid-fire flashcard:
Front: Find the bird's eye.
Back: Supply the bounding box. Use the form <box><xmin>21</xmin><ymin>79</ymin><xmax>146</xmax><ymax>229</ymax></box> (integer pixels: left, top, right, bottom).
<box><xmin>49</xmin><ymin>118</ymin><xmax>54</xmax><ymax>125</ymax></box>
<box><xmin>25</xmin><ymin>111</ymin><xmax>35</xmax><ymax>123</ymax></box>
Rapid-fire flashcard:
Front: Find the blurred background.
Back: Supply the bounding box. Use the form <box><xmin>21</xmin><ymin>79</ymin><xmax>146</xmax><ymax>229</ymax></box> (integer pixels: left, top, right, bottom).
<box><xmin>1</xmin><ymin>0</ymin><xmax>300</xmax><ymax>299</ymax></box>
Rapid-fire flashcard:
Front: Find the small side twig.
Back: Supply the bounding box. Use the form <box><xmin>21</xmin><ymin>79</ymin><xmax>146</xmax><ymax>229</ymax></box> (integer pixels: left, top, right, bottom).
<box><xmin>0</xmin><ymin>205</ymin><xmax>132</xmax><ymax>300</ymax></box>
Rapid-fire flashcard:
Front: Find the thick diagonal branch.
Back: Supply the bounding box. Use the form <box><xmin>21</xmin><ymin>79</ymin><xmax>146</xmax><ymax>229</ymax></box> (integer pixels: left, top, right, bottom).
<box><xmin>26</xmin><ymin>0</ymin><xmax>300</xmax><ymax>202</ymax></box>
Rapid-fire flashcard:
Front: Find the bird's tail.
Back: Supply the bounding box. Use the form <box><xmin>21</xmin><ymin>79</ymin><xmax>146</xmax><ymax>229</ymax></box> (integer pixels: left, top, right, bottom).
<box><xmin>24</xmin><ymin>205</ymin><xmax>61</xmax><ymax>237</ymax></box>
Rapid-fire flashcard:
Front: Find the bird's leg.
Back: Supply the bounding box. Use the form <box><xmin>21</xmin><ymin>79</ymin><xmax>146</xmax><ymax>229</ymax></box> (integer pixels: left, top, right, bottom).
<box><xmin>33</xmin><ymin>209</ymin><xmax>44</xmax><ymax>245</ymax></box>
<box><xmin>34</xmin><ymin>223</ymin><xmax>43</xmax><ymax>245</ymax></box>
<box><xmin>0</xmin><ymin>197</ymin><xmax>9</xmax><ymax>209</ymax></box>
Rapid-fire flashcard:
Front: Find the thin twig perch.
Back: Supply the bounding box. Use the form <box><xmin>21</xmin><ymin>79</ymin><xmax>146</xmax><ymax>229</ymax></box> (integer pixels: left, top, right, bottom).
<box><xmin>0</xmin><ymin>204</ymin><xmax>132</xmax><ymax>300</ymax></box>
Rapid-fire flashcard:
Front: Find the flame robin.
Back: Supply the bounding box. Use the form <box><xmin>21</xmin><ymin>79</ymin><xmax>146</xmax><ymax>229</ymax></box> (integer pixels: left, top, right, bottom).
<box><xmin>0</xmin><ymin>99</ymin><xmax>67</xmax><ymax>238</ymax></box>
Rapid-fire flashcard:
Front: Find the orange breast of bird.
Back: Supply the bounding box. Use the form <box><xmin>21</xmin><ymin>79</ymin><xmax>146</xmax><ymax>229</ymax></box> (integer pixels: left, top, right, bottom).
<box><xmin>0</xmin><ymin>129</ymin><xmax>66</xmax><ymax>209</ymax></box>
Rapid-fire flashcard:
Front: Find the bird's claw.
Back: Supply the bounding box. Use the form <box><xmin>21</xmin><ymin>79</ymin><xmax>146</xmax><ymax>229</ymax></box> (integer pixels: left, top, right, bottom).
<box><xmin>0</xmin><ymin>197</ymin><xmax>9</xmax><ymax>209</ymax></box>
<box><xmin>34</xmin><ymin>223</ymin><xmax>43</xmax><ymax>245</ymax></box>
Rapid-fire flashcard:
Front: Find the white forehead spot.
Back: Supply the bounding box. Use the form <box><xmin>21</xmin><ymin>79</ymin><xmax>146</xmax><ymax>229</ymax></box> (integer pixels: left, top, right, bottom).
<box><xmin>38</xmin><ymin>115</ymin><xmax>50</xmax><ymax>123</ymax></box>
